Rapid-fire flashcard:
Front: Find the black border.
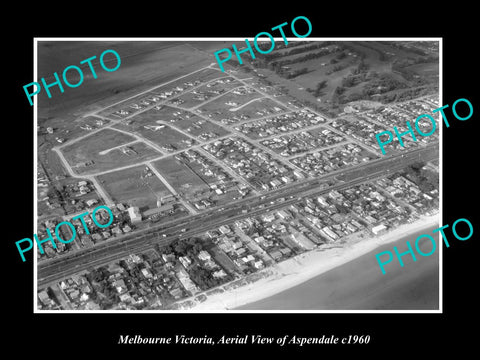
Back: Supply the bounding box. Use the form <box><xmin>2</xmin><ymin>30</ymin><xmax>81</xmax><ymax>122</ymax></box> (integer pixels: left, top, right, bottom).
<box><xmin>6</xmin><ymin>5</ymin><xmax>478</xmax><ymax>355</ymax></box>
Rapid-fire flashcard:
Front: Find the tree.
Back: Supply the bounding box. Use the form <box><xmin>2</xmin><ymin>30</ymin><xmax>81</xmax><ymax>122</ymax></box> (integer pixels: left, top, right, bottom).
<box><xmin>174</xmin><ymin>242</ymin><xmax>188</xmax><ymax>255</ymax></box>
<box><xmin>334</xmin><ymin>86</ymin><xmax>346</xmax><ymax>95</ymax></box>
<box><xmin>317</xmin><ymin>80</ymin><xmax>327</xmax><ymax>90</ymax></box>
<box><xmin>312</xmin><ymin>80</ymin><xmax>328</xmax><ymax>97</ymax></box>
<box><xmin>193</xmin><ymin>243</ymin><xmax>203</xmax><ymax>253</ymax></box>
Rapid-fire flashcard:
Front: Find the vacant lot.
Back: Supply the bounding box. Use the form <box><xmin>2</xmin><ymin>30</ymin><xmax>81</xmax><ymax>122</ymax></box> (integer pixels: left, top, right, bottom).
<box><xmin>199</xmin><ymin>94</ymin><xmax>286</xmax><ymax>124</ymax></box>
<box><xmin>173</xmin><ymin>78</ymin><xmax>242</xmax><ymax>109</ymax></box>
<box><xmin>61</xmin><ymin>128</ymin><xmax>162</xmax><ymax>175</ymax></box>
<box><xmin>112</xmin><ymin>113</ymin><xmax>196</xmax><ymax>152</ymax></box>
<box><xmin>136</xmin><ymin>124</ymin><xmax>196</xmax><ymax>151</ymax></box>
<box><xmin>198</xmin><ymin>87</ymin><xmax>263</xmax><ymax>115</ymax></box>
<box><xmin>114</xmin><ymin>106</ymin><xmax>229</xmax><ymax>140</ymax></box>
<box><xmin>152</xmin><ymin>156</ymin><xmax>209</xmax><ymax>198</ymax></box>
<box><xmin>167</xmin><ymin>116</ymin><xmax>230</xmax><ymax>139</ymax></box>
<box><xmin>96</xmin><ymin>165</ymin><xmax>172</xmax><ymax>210</ymax></box>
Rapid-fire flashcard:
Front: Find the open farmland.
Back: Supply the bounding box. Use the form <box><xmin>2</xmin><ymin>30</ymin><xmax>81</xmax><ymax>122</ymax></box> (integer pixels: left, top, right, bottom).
<box><xmin>61</xmin><ymin>128</ymin><xmax>162</xmax><ymax>175</ymax></box>
<box><xmin>95</xmin><ymin>67</ymin><xmax>224</xmax><ymax>120</ymax></box>
<box><xmin>96</xmin><ymin>165</ymin><xmax>173</xmax><ymax>210</ymax></box>
<box><xmin>37</xmin><ymin>42</ymin><xmax>214</xmax><ymax>122</ymax></box>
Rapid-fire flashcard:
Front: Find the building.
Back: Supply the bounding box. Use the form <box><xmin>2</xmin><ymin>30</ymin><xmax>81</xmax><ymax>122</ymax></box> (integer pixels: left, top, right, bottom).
<box><xmin>86</xmin><ymin>199</ymin><xmax>98</xmax><ymax>207</ymax></box>
<box><xmin>161</xmin><ymin>194</ymin><xmax>176</xmax><ymax>204</ymax></box>
<box><xmin>143</xmin><ymin>203</ymin><xmax>174</xmax><ymax>218</ymax></box>
<box><xmin>128</xmin><ymin>206</ymin><xmax>142</xmax><ymax>224</ymax></box>
<box><xmin>197</xmin><ymin>250</ymin><xmax>211</xmax><ymax>261</ymax></box>
<box><xmin>218</xmin><ymin>225</ymin><xmax>231</xmax><ymax>234</ymax></box>
<box><xmin>321</xmin><ymin>226</ymin><xmax>339</xmax><ymax>241</ymax></box>
<box><xmin>372</xmin><ymin>224</ymin><xmax>387</xmax><ymax>235</ymax></box>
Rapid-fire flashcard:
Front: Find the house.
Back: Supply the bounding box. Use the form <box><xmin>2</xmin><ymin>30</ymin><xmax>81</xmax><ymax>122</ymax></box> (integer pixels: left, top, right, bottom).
<box><xmin>197</xmin><ymin>250</ymin><xmax>211</xmax><ymax>262</ymax></box>
<box><xmin>162</xmin><ymin>253</ymin><xmax>176</xmax><ymax>263</ymax></box>
<box><xmin>263</xmin><ymin>214</ymin><xmax>275</xmax><ymax>222</ymax></box>
<box><xmin>269</xmin><ymin>250</ymin><xmax>283</xmax><ymax>260</ymax></box>
<box><xmin>212</xmin><ymin>270</ymin><xmax>227</xmax><ymax>279</ymax></box>
<box><xmin>119</xmin><ymin>293</ymin><xmax>132</xmax><ymax>303</ymax></box>
<box><xmin>372</xmin><ymin>224</ymin><xmax>387</xmax><ymax>235</ymax></box>
<box><xmin>114</xmin><ymin>279</ymin><xmax>127</xmax><ymax>294</ymax></box>
<box><xmin>270</xmin><ymin>179</ymin><xmax>282</xmax><ymax>188</ymax></box>
<box><xmin>169</xmin><ymin>287</ymin><xmax>183</xmax><ymax>299</ymax></box>
<box><xmin>218</xmin><ymin>225</ymin><xmax>231</xmax><ymax>234</ymax></box>
<box><xmin>86</xmin><ymin>199</ymin><xmax>98</xmax><ymax>207</ymax></box>
<box><xmin>92</xmin><ymin>233</ymin><xmax>103</xmax><ymax>242</ymax></box>
<box><xmin>235</xmin><ymin>248</ymin><xmax>247</xmax><ymax>256</ymax></box>
<box><xmin>317</xmin><ymin>196</ymin><xmax>329</xmax><ymax>207</ymax></box>
<box><xmin>253</xmin><ymin>260</ymin><xmax>264</xmax><ymax>269</ymax></box>
<box><xmin>179</xmin><ymin>256</ymin><xmax>192</xmax><ymax>268</ymax></box>
<box><xmin>176</xmin><ymin>268</ymin><xmax>199</xmax><ymax>294</ymax></box>
<box><xmin>232</xmin><ymin>241</ymin><xmax>243</xmax><ymax>250</ymax></box>
<box><xmin>38</xmin><ymin>290</ymin><xmax>51</xmax><ymax>305</ymax></box>
<box><xmin>111</xmin><ymin>226</ymin><xmax>123</xmax><ymax>235</ymax></box>
<box><xmin>321</xmin><ymin>226</ymin><xmax>339</xmax><ymax>240</ymax></box>
<box><xmin>141</xmin><ymin>268</ymin><xmax>153</xmax><ymax>279</ymax></box>
<box><xmin>277</xmin><ymin>210</ymin><xmax>291</xmax><ymax>220</ymax></box>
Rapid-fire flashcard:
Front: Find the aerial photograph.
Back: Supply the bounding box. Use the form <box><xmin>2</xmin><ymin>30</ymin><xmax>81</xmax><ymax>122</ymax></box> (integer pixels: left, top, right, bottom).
<box><xmin>35</xmin><ymin>39</ymin><xmax>440</xmax><ymax>311</ymax></box>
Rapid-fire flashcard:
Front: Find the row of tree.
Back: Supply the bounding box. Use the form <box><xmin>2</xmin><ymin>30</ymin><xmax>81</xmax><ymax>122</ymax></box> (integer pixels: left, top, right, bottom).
<box><xmin>403</xmin><ymin>162</ymin><xmax>439</xmax><ymax>193</ymax></box>
<box><xmin>258</xmin><ymin>41</ymin><xmax>333</xmax><ymax>62</ymax></box>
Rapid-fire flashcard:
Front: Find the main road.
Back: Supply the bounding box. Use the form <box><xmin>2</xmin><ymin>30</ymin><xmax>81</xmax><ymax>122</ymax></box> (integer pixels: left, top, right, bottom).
<box><xmin>37</xmin><ymin>144</ymin><xmax>438</xmax><ymax>289</ymax></box>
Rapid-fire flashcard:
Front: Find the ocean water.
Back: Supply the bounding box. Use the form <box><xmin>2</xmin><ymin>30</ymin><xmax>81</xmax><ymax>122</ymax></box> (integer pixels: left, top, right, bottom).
<box><xmin>236</xmin><ymin>225</ymin><xmax>440</xmax><ymax>310</ymax></box>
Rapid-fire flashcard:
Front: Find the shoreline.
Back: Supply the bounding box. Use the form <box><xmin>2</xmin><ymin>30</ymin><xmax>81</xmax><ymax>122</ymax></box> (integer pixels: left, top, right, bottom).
<box><xmin>176</xmin><ymin>214</ymin><xmax>439</xmax><ymax>311</ymax></box>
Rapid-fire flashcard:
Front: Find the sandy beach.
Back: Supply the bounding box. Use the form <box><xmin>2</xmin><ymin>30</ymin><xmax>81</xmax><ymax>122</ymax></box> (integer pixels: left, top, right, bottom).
<box><xmin>175</xmin><ymin>214</ymin><xmax>440</xmax><ymax>311</ymax></box>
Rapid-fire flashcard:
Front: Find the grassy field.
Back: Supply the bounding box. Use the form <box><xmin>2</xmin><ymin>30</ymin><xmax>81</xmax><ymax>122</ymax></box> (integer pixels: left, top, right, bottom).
<box><xmin>151</xmin><ymin>153</ymin><xmax>247</xmax><ymax>209</ymax></box>
<box><xmin>116</xmin><ymin>104</ymin><xmax>183</xmax><ymax>124</ymax></box>
<box><xmin>136</xmin><ymin>124</ymin><xmax>196</xmax><ymax>151</ymax></box>
<box><xmin>239</xmin><ymin>40</ymin><xmax>439</xmax><ymax>115</ymax></box>
<box><xmin>152</xmin><ymin>156</ymin><xmax>209</xmax><ymax>197</ymax></box>
<box><xmin>199</xmin><ymin>94</ymin><xmax>286</xmax><ymax>123</ymax></box>
<box><xmin>61</xmin><ymin>128</ymin><xmax>162</xmax><ymax>175</ymax></box>
<box><xmin>113</xmin><ymin>106</ymin><xmax>229</xmax><ymax>141</ymax></box>
<box><xmin>173</xmin><ymin>78</ymin><xmax>242</xmax><ymax>108</ymax></box>
<box><xmin>166</xmin><ymin>115</ymin><xmax>231</xmax><ymax>139</ymax></box>
<box><xmin>198</xmin><ymin>86</ymin><xmax>264</xmax><ymax>113</ymax></box>
<box><xmin>41</xmin><ymin>146</ymin><xmax>69</xmax><ymax>179</ymax></box>
<box><xmin>96</xmin><ymin>165</ymin><xmax>172</xmax><ymax>210</ymax></box>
